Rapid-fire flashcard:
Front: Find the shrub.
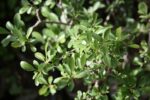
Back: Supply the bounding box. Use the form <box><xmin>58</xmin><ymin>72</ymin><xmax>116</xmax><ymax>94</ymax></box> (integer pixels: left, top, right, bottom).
<box><xmin>0</xmin><ymin>0</ymin><xmax>150</xmax><ymax>99</ymax></box>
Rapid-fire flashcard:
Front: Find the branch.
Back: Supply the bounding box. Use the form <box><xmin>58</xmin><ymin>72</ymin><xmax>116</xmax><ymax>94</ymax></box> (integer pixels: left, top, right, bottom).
<box><xmin>42</xmin><ymin>20</ymin><xmax>71</xmax><ymax>26</ymax></box>
<box><xmin>26</xmin><ymin>9</ymin><xmax>41</xmax><ymax>38</ymax></box>
<box><xmin>32</xmin><ymin>9</ymin><xmax>41</xmax><ymax>29</ymax></box>
<box><xmin>26</xmin><ymin>9</ymin><xmax>71</xmax><ymax>39</ymax></box>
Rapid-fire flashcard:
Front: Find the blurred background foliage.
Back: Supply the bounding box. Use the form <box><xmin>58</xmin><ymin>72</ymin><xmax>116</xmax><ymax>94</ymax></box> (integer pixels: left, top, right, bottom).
<box><xmin>0</xmin><ymin>0</ymin><xmax>150</xmax><ymax>100</ymax></box>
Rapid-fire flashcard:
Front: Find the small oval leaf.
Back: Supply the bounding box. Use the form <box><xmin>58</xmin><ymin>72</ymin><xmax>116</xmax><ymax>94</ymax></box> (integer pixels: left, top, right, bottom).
<box><xmin>35</xmin><ymin>52</ymin><xmax>45</xmax><ymax>61</ymax></box>
<box><xmin>20</xmin><ymin>61</ymin><xmax>35</xmax><ymax>71</ymax></box>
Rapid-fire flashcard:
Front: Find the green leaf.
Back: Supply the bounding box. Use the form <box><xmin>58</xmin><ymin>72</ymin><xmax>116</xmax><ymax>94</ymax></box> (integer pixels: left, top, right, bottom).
<box><xmin>11</xmin><ymin>41</ymin><xmax>22</xmax><ymax>48</ymax></box>
<box><xmin>68</xmin><ymin>55</ymin><xmax>75</xmax><ymax>70</ymax></box>
<box><xmin>41</xmin><ymin>6</ymin><xmax>49</xmax><ymax>17</ymax></box>
<box><xmin>116</xmin><ymin>27</ymin><xmax>122</xmax><ymax>40</ymax></box>
<box><xmin>48</xmin><ymin>76</ymin><xmax>53</xmax><ymax>84</ymax></box>
<box><xmin>63</xmin><ymin>64</ymin><xmax>71</xmax><ymax>75</ymax></box>
<box><xmin>74</xmin><ymin>70</ymin><xmax>89</xmax><ymax>79</ymax></box>
<box><xmin>103</xmin><ymin>54</ymin><xmax>111</xmax><ymax>67</ymax></box>
<box><xmin>1</xmin><ymin>35</ymin><xmax>14</xmax><ymax>47</ymax></box>
<box><xmin>49</xmin><ymin>85</ymin><xmax>56</xmax><ymax>95</ymax></box>
<box><xmin>88</xmin><ymin>1</ymin><xmax>105</xmax><ymax>13</ymax></box>
<box><xmin>13</xmin><ymin>13</ymin><xmax>24</xmax><ymax>28</ymax></box>
<box><xmin>56</xmin><ymin>44</ymin><xmax>63</xmax><ymax>53</ymax></box>
<box><xmin>35</xmin><ymin>52</ymin><xmax>45</xmax><ymax>61</ymax></box>
<box><xmin>77</xmin><ymin>58</ymin><xmax>82</xmax><ymax>68</ymax></box>
<box><xmin>27</xmin><ymin>7</ymin><xmax>32</xmax><ymax>14</ymax></box>
<box><xmin>67</xmin><ymin>79</ymin><xmax>74</xmax><ymax>92</ymax></box>
<box><xmin>42</xmin><ymin>28</ymin><xmax>55</xmax><ymax>38</ymax></box>
<box><xmin>39</xmin><ymin>85</ymin><xmax>48</xmax><ymax>95</ymax></box>
<box><xmin>58</xmin><ymin>34</ymin><xmax>66</xmax><ymax>43</ymax></box>
<box><xmin>6</xmin><ymin>21</ymin><xmax>14</xmax><ymax>31</ymax></box>
<box><xmin>19</xmin><ymin>6</ymin><xmax>29</xmax><ymax>14</ymax></box>
<box><xmin>37</xmin><ymin>75</ymin><xmax>48</xmax><ymax>84</ymax></box>
<box><xmin>81</xmin><ymin>54</ymin><xmax>86</xmax><ymax>67</ymax></box>
<box><xmin>33</xmin><ymin>0</ymin><xmax>42</xmax><ymax>5</ymax></box>
<box><xmin>53</xmin><ymin>77</ymin><xmax>69</xmax><ymax>90</ymax></box>
<box><xmin>138</xmin><ymin>2</ymin><xmax>148</xmax><ymax>15</ymax></box>
<box><xmin>30</xmin><ymin>45</ymin><xmax>37</xmax><ymax>52</ymax></box>
<box><xmin>129</xmin><ymin>44</ymin><xmax>140</xmax><ymax>49</ymax></box>
<box><xmin>32</xmin><ymin>31</ymin><xmax>44</xmax><ymax>42</ymax></box>
<box><xmin>26</xmin><ymin>27</ymin><xmax>33</xmax><ymax>38</ymax></box>
<box><xmin>48</xmin><ymin>12</ymin><xmax>59</xmax><ymax>21</ymax></box>
<box><xmin>41</xmin><ymin>6</ymin><xmax>58</xmax><ymax>21</ymax></box>
<box><xmin>0</xmin><ymin>27</ymin><xmax>9</xmax><ymax>34</ymax></box>
<box><xmin>20</xmin><ymin>61</ymin><xmax>35</xmax><ymax>71</ymax></box>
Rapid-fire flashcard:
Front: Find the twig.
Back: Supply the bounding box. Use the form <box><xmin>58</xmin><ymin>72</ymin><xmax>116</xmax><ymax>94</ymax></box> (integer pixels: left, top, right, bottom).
<box><xmin>26</xmin><ymin>8</ymin><xmax>71</xmax><ymax>39</ymax></box>
<box><xmin>26</xmin><ymin>9</ymin><xmax>41</xmax><ymax>38</ymax></box>
<box><xmin>42</xmin><ymin>20</ymin><xmax>70</xmax><ymax>26</ymax></box>
<box><xmin>32</xmin><ymin>9</ymin><xmax>41</xmax><ymax>29</ymax></box>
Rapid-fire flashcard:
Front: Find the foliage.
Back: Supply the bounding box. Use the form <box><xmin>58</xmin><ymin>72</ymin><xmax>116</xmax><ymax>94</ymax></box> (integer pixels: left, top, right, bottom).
<box><xmin>0</xmin><ymin>0</ymin><xmax>150</xmax><ymax>99</ymax></box>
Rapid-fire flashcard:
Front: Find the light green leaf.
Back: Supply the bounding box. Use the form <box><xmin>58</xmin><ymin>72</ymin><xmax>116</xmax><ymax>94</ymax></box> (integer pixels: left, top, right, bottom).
<box><xmin>42</xmin><ymin>28</ymin><xmax>55</xmax><ymax>38</ymax></box>
<box><xmin>37</xmin><ymin>75</ymin><xmax>47</xmax><ymax>84</ymax></box>
<box><xmin>48</xmin><ymin>76</ymin><xmax>53</xmax><ymax>84</ymax></box>
<box><xmin>27</xmin><ymin>7</ymin><xmax>32</xmax><ymax>14</ymax></box>
<box><xmin>11</xmin><ymin>41</ymin><xmax>22</xmax><ymax>48</ymax></box>
<box><xmin>39</xmin><ymin>85</ymin><xmax>48</xmax><ymax>95</ymax></box>
<box><xmin>26</xmin><ymin>27</ymin><xmax>33</xmax><ymax>38</ymax></box>
<box><xmin>32</xmin><ymin>31</ymin><xmax>44</xmax><ymax>42</ymax></box>
<box><xmin>41</xmin><ymin>6</ymin><xmax>58</xmax><ymax>21</ymax></box>
<box><xmin>20</xmin><ymin>61</ymin><xmax>35</xmax><ymax>71</ymax></box>
<box><xmin>56</xmin><ymin>44</ymin><xmax>63</xmax><ymax>53</ymax></box>
<box><xmin>33</xmin><ymin>0</ymin><xmax>42</xmax><ymax>5</ymax></box>
<box><xmin>6</xmin><ymin>21</ymin><xmax>14</xmax><ymax>31</ymax></box>
<box><xmin>35</xmin><ymin>52</ymin><xmax>45</xmax><ymax>61</ymax></box>
<box><xmin>49</xmin><ymin>85</ymin><xmax>56</xmax><ymax>95</ymax></box>
<box><xmin>88</xmin><ymin>1</ymin><xmax>105</xmax><ymax>13</ymax></box>
<box><xmin>41</xmin><ymin>6</ymin><xmax>49</xmax><ymax>17</ymax></box>
<box><xmin>48</xmin><ymin>12</ymin><xmax>59</xmax><ymax>21</ymax></box>
<box><xmin>19</xmin><ymin>6</ymin><xmax>29</xmax><ymax>14</ymax></box>
<box><xmin>129</xmin><ymin>44</ymin><xmax>140</xmax><ymax>49</ymax></box>
<box><xmin>13</xmin><ymin>13</ymin><xmax>24</xmax><ymax>28</ymax></box>
<box><xmin>30</xmin><ymin>45</ymin><xmax>37</xmax><ymax>52</ymax></box>
<box><xmin>116</xmin><ymin>27</ymin><xmax>122</xmax><ymax>40</ymax></box>
<box><xmin>53</xmin><ymin>77</ymin><xmax>69</xmax><ymax>90</ymax></box>
<box><xmin>1</xmin><ymin>35</ymin><xmax>14</xmax><ymax>47</ymax></box>
<box><xmin>58</xmin><ymin>34</ymin><xmax>66</xmax><ymax>43</ymax></box>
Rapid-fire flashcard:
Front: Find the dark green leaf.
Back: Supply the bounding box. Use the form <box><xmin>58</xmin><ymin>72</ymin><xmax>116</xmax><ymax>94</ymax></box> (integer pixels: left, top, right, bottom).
<box><xmin>0</xmin><ymin>27</ymin><xmax>9</xmax><ymax>34</ymax></box>
<box><xmin>138</xmin><ymin>2</ymin><xmax>148</xmax><ymax>15</ymax></box>
<box><xmin>67</xmin><ymin>79</ymin><xmax>74</xmax><ymax>92</ymax></box>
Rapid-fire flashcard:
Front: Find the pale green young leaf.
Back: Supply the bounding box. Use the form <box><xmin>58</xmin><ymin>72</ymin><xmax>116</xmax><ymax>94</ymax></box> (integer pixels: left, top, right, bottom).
<box><xmin>20</xmin><ymin>61</ymin><xmax>35</xmax><ymax>71</ymax></box>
